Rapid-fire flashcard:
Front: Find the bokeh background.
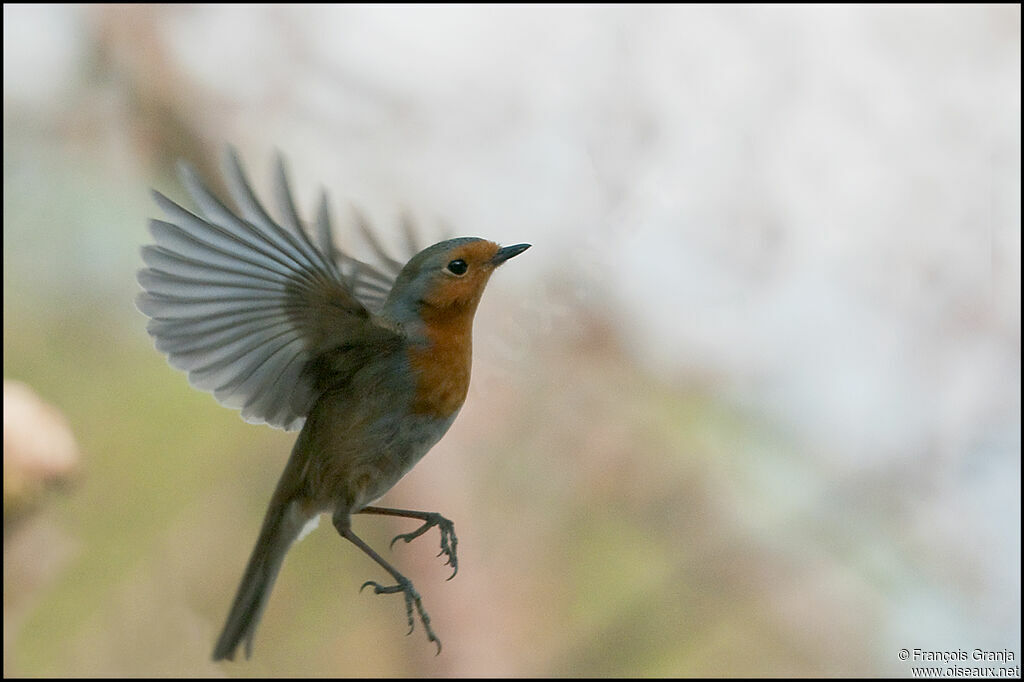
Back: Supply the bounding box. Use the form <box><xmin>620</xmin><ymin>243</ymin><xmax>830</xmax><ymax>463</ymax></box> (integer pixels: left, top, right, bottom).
<box><xmin>3</xmin><ymin>4</ymin><xmax>1020</xmax><ymax>677</ymax></box>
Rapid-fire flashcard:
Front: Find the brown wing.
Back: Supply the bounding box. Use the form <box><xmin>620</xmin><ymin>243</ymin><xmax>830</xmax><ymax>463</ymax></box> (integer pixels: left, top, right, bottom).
<box><xmin>136</xmin><ymin>149</ymin><xmax>401</xmax><ymax>431</ymax></box>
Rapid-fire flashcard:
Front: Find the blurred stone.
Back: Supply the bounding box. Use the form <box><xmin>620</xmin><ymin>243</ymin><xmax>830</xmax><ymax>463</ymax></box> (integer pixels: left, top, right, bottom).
<box><xmin>3</xmin><ymin>379</ymin><xmax>81</xmax><ymax>525</ymax></box>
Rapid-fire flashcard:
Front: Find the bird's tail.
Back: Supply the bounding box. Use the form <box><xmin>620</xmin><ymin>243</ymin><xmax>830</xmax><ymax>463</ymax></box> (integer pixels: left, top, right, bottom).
<box><xmin>212</xmin><ymin>496</ymin><xmax>312</xmax><ymax>661</ymax></box>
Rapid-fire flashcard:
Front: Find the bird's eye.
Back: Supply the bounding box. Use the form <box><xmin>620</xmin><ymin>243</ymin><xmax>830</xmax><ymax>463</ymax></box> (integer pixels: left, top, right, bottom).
<box><xmin>446</xmin><ymin>259</ymin><xmax>468</xmax><ymax>276</ymax></box>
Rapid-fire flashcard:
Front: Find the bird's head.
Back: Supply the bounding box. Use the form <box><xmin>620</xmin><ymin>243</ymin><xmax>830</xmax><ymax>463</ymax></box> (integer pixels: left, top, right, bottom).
<box><xmin>385</xmin><ymin>238</ymin><xmax>530</xmax><ymax>328</ymax></box>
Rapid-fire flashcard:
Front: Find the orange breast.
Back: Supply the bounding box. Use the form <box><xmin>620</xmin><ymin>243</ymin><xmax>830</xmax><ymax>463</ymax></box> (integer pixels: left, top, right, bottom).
<box><xmin>406</xmin><ymin>315</ymin><xmax>473</xmax><ymax>418</ymax></box>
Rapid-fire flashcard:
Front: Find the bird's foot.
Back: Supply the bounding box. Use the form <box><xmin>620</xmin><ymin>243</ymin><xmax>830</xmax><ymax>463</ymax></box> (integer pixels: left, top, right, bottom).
<box><xmin>389</xmin><ymin>512</ymin><xmax>458</xmax><ymax>580</ymax></box>
<box><xmin>360</xmin><ymin>576</ymin><xmax>442</xmax><ymax>654</ymax></box>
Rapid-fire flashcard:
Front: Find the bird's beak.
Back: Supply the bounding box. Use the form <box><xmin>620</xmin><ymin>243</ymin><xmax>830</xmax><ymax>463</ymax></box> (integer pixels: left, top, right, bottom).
<box><xmin>491</xmin><ymin>243</ymin><xmax>531</xmax><ymax>266</ymax></box>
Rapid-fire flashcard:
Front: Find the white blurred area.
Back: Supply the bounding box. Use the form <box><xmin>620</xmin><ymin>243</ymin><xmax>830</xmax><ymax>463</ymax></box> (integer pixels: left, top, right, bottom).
<box><xmin>4</xmin><ymin>4</ymin><xmax>1019</xmax><ymax>675</ymax></box>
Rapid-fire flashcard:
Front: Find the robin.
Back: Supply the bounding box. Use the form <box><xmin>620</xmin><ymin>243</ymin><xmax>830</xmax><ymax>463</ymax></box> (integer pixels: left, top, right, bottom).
<box><xmin>136</xmin><ymin>149</ymin><xmax>530</xmax><ymax>661</ymax></box>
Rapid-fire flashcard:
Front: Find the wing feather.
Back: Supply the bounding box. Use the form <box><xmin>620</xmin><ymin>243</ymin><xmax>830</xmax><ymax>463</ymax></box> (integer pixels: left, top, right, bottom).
<box><xmin>136</xmin><ymin>151</ymin><xmax>405</xmax><ymax>431</ymax></box>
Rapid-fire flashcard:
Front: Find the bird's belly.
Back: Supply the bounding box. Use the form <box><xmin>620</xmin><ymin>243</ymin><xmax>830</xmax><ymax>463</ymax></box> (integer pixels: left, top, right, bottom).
<box><xmin>337</xmin><ymin>410</ymin><xmax>459</xmax><ymax>512</ymax></box>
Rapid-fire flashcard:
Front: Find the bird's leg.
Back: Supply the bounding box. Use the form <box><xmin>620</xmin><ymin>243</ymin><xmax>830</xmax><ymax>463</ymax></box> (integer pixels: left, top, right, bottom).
<box><xmin>332</xmin><ymin>513</ymin><xmax>442</xmax><ymax>654</ymax></box>
<box><xmin>358</xmin><ymin>506</ymin><xmax>458</xmax><ymax>579</ymax></box>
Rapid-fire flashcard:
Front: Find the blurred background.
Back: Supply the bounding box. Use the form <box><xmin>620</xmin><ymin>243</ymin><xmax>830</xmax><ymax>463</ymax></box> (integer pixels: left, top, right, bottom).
<box><xmin>3</xmin><ymin>4</ymin><xmax>1020</xmax><ymax>677</ymax></box>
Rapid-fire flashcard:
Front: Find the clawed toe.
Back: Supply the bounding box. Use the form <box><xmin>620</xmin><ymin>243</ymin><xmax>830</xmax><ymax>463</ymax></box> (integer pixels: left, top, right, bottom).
<box><xmin>360</xmin><ymin>580</ymin><xmax>400</xmax><ymax>595</ymax></box>
<box><xmin>358</xmin><ymin>576</ymin><xmax>442</xmax><ymax>653</ymax></box>
<box><xmin>389</xmin><ymin>513</ymin><xmax>459</xmax><ymax>580</ymax></box>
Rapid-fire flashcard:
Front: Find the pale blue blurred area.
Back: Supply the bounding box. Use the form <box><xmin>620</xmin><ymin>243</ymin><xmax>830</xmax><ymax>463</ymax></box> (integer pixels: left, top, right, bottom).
<box><xmin>4</xmin><ymin>4</ymin><xmax>1019</xmax><ymax>677</ymax></box>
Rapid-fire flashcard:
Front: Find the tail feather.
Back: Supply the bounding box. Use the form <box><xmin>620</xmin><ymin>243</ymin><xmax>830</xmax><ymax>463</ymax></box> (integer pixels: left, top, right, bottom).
<box><xmin>212</xmin><ymin>498</ymin><xmax>310</xmax><ymax>661</ymax></box>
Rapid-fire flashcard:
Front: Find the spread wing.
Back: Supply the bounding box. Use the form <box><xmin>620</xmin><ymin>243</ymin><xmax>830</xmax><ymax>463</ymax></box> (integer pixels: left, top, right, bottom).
<box><xmin>136</xmin><ymin>149</ymin><xmax>412</xmax><ymax>431</ymax></box>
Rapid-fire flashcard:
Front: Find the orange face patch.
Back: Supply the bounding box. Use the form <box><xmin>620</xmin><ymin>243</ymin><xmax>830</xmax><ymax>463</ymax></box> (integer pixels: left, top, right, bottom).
<box><xmin>405</xmin><ymin>240</ymin><xmax>503</xmax><ymax>417</ymax></box>
<box><xmin>418</xmin><ymin>240</ymin><xmax>501</xmax><ymax>310</ymax></box>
